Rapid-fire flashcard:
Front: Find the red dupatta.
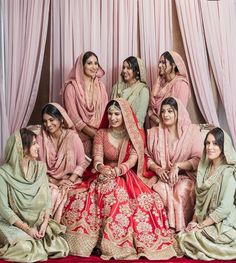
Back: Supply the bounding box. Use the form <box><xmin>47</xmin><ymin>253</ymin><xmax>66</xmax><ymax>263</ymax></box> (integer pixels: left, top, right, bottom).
<box><xmin>99</xmin><ymin>98</ymin><xmax>146</xmax><ymax>178</ymax></box>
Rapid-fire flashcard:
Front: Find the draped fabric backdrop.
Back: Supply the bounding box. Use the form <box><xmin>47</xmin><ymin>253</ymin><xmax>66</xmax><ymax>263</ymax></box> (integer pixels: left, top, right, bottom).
<box><xmin>175</xmin><ymin>0</ymin><xmax>236</xmax><ymax>147</ymax></box>
<box><xmin>50</xmin><ymin>0</ymin><xmax>173</xmax><ymax>102</ymax></box>
<box><xmin>200</xmin><ymin>0</ymin><xmax>236</xmax><ymax>147</ymax></box>
<box><xmin>0</xmin><ymin>0</ymin><xmax>8</xmax><ymax>161</ymax></box>
<box><xmin>0</xmin><ymin>0</ymin><xmax>50</xmax><ymax>160</ymax></box>
<box><xmin>175</xmin><ymin>0</ymin><xmax>220</xmax><ymax>126</ymax></box>
<box><xmin>139</xmin><ymin>0</ymin><xmax>173</xmax><ymax>88</ymax></box>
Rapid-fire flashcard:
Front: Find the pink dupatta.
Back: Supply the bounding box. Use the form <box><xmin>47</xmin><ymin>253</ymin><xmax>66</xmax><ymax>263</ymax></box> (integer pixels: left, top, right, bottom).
<box><xmin>98</xmin><ymin>98</ymin><xmax>145</xmax><ymax>179</ymax></box>
<box><xmin>151</xmin><ymin>51</ymin><xmax>191</xmax><ymax>115</ymax></box>
<box><xmin>61</xmin><ymin>53</ymin><xmax>108</xmax><ymax>131</ymax></box>
<box><xmin>147</xmin><ymin>99</ymin><xmax>203</xmax><ymax>178</ymax></box>
<box><xmin>147</xmin><ymin>99</ymin><xmax>204</xmax><ymax>230</ymax></box>
<box><xmin>37</xmin><ymin>103</ymin><xmax>85</xmax><ymax>184</ymax></box>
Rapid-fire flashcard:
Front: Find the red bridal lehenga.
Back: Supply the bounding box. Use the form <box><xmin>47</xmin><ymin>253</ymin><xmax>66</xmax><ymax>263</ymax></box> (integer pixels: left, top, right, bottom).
<box><xmin>61</xmin><ymin>98</ymin><xmax>177</xmax><ymax>260</ymax></box>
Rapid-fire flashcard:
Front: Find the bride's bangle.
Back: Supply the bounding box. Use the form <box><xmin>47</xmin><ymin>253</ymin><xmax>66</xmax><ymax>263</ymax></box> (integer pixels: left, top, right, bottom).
<box><xmin>95</xmin><ymin>162</ymin><xmax>104</xmax><ymax>172</ymax></box>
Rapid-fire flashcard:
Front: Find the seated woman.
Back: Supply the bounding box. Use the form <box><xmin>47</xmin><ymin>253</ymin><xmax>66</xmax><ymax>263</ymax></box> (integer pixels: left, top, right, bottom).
<box><xmin>0</xmin><ymin>128</ymin><xmax>69</xmax><ymax>262</ymax></box>
<box><xmin>111</xmin><ymin>56</ymin><xmax>149</xmax><ymax>128</ymax></box>
<box><xmin>61</xmin><ymin>51</ymin><xmax>108</xmax><ymax>157</ymax></box>
<box><xmin>36</xmin><ymin>103</ymin><xmax>86</xmax><ymax>223</ymax></box>
<box><xmin>178</xmin><ymin>128</ymin><xmax>236</xmax><ymax>260</ymax></box>
<box><xmin>148</xmin><ymin>51</ymin><xmax>191</xmax><ymax>126</ymax></box>
<box><xmin>146</xmin><ymin>97</ymin><xmax>204</xmax><ymax>232</ymax></box>
<box><xmin>62</xmin><ymin>98</ymin><xmax>177</xmax><ymax>260</ymax></box>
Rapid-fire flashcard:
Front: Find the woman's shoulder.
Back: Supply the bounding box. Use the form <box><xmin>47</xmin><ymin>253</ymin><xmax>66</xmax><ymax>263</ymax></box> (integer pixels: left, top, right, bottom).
<box><xmin>174</xmin><ymin>75</ymin><xmax>188</xmax><ymax>84</ymax></box>
<box><xmin>65</xmin><ymin>129</ymin><xmax>81</xmax><ymax>140</ymax></box>
<box><xmin>94</xmin><ymin>129</ymin><xmax>107</xmax><ymax>141</ymax></box>
<box><xmin>139</xmin><ymin>84</ymin><xmax>150</xmax><ymax>93</ymax></box>
<box><xmin>221</xmin><ymin>164</ymin><xmax>236</xmax><ymax>177</ymax></box>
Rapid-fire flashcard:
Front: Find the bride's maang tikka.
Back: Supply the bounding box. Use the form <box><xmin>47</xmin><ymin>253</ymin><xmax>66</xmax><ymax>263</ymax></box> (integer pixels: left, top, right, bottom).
<box><xmin>108</xmin><ymin>101</ymin><xmax>121</xmax><ymax>112</ymax></box>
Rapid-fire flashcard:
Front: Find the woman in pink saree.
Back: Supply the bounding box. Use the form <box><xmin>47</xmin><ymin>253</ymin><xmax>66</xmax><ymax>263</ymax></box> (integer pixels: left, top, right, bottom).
<box><xmin>146</xmin><ymin>97</ymin><xmax>204</xmax><ymax>232</ymax></box>
<box><xmin>61</xmin><ymin>51</ymin><xmax>108</xmax><ymax>157</ymax></box>
<box><xmin>148</xmin><ymin>51</ymin><xmax>191</xmax><ymax>126</ymax></box>
<box><xmin>36</xmin><ymin>103</ymin><xmax>86</xmax><ymax>223</ymax></box>
<box><xmin>61</xmin><ymin>98</ymin><xmax>177</xmax><ymax>260</ymax></box>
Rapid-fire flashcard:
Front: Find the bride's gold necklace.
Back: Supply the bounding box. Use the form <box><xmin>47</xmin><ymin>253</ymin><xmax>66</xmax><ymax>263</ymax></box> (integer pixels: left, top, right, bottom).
<box><xmin>110</xmin><ymin>128</ymin><xmax>127</xmax><ymax>139</ymax></box>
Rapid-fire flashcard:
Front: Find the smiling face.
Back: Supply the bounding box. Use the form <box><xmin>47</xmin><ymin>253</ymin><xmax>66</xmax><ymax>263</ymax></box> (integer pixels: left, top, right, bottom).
<box><xmin>108</xmin><ymin>108</ymin><xmax>124</xmax><ymax>129</ymax></box>
<box><xmin>160</xmin><ymin>104</ymin><xmax>178</xmax><ymax>127</ymax></box>
<box><xmin>28</xmin><ymin>137</ymin><xmax>40</xmax><ymax>159</ymax></box>
<box><xmin>43</xmin><ymin>113</ymin><xmax>62</xmax><ymax>135</ymax></box>
<box><xmin>83</xmin><ymin>55</ymin><xmax>99</xmax><ymax>79</ymax></box>
<box><xmin>158</xmin><ymin>55</ymin><xmax>175</xmax><ymax>76</ymax></box>
<box><xmin>205</xmin><ymin>133</ymin><xmax>222</xmax><ymax>162</ymax></box>
<box><xmin>121</xmin><ymin>61</ymin><xmax>136</xmax><ymax>84</ymax></box>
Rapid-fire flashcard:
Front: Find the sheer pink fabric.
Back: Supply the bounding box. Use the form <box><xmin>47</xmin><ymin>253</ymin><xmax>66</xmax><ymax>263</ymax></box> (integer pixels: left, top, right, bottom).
<box><xmin>0</xmin><ymin>0</ymin><xmax>49</xmax><ymax>160</ymax></box>
<box><xmin>150</xmin><ymin>51</ymin><xmax>191</xmax><ymax>117</ymax></box>
<box><xmin>50</xmin><ymin>0</ymin><xmax>173</xmax><ymax>100</ymax></box>
<box><xmin>50</xmin><ymin>0</ymin><xmax>140</xmax><ymax>101</ymax></box>
<box><xmin>200</xmin><ymin>0</ymin><xmax>236</xmax><ymax>147</ymax></box>
<box><xmin>146</xmin><ymin>99</ymin><xmax>204</xmax><ymax>231</ymax></box>
<box><xmin>37</xmin><ymin>103</ymin><xmax>86</xmax><ymax>222</ymax></box>
<box><xmin>61</xmin><ymin>53</ymin><xmax>108</xmax><ymax>156</ymax></box>
<box><xmin>175</xmin><ymin>0</ymin><xmax>219</xmax><ymax>126</ymax></box>
<box><xmin>138</xmin><ymin>0</ymin><xmax>173</xmax><ymax>88</ymax></box>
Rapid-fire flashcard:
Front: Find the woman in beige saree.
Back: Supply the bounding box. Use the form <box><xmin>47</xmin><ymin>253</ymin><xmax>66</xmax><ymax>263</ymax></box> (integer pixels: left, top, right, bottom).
<box><xmin>178</xmin><ymin>128</ymin><xmax>236</xmax><ymax>260</ymax></box>
<box><xmin>36</xmin><ymin>103</ymin><xmax>86</xmax><ymax>223</ymax></box>
<box><xmin>61</xmin><ymin>51</ymin><xmax>108</xmax><ymax>157</ymax></box>
<box><xmin>0</xmin><ymin>128</ymin><xmax>69</xmax><ymax>262</ymax></box>
<box><xmin>146</xmin><ymin>97</ymin><xmax>204</xmax><ymax>232</ymax></box>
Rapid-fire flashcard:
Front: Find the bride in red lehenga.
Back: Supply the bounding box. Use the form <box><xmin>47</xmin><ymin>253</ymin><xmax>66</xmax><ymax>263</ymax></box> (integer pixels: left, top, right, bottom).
<box><xmin>61</xmin><ymin>98</ymin><xmax>177</xmax><ymax>260</ymax></box>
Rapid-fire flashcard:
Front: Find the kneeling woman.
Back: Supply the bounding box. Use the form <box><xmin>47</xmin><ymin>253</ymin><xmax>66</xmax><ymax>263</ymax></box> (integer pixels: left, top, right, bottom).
<box><xmin>62</xmin><ymin>98</ymin><xmax>177</xmax><ymax>260</ymax></box>
<box><xmin>178</xmin><ymin>128</ymin><xmax>236</xmax><ymax>260</ymax></box>
<box><xmin>0</xmin><ymin>128</ymin><xmax>69</xmax><ymax>262</ymax></box>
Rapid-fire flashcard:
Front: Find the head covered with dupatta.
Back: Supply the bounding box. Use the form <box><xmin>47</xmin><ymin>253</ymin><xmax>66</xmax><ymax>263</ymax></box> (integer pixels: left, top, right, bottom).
<box><xmin>99</xmin><ymin>98</ymin><xmax>145</xmax><ymax>179</ymax></box>
<box><xmin>197</xmin><ymin>127</ymin><xmax>236</xmax><ymax>183</ymax></box>
<box><xmin>42</xmin><ymin>102</ymin><xmax>75</xmax><ymax>131</ymax></box>
<box><xmin>60</xmin><ymin>51</ymin><xmax>107</xmax><ymax>129</ymax></box>
<box><xmin>0</xmin><ymin>129</ymin><xmax>50</xmax><ymax>226</ymax></box>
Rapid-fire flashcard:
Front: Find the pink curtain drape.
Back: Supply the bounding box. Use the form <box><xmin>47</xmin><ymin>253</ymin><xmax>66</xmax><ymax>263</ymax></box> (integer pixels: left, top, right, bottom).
<box><xmin>50</xmin><ymin>0</ymin><xmax>173</xmax><ymax>101</ymax></box>
<box><xmin>0</xmin><ymin>0</ymin><xmax>50</xmax><ymax>160</ymax></box>
<box><xmin>50</xmin><ymin>0</ymin><xmax>139</xmax><ymax>101</ymax></box>
<box><xmin>200</xmin><ymin>0</ymin><xmax>236</xmax><ymax>147</ymax></box>
<box><xmin>139</xmin><ymin>0</ymin><xmax>173</xmax><ymax>88</ymax></box>
<box><xmin>175</xmin><ymin>0</ymin><xmax>220</xmax><ymax>126</ymax></box>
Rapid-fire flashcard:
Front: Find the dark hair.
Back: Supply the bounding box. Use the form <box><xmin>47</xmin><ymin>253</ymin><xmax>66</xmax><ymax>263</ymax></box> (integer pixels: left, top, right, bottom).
<box><xmin>20</xmin><ymin>128</ymin><xmax>36</xmax><ymax>153</ymax></box>
<box><xmin>82</xmin><ymin>51</ymin><xmax>99</xmax><ymax>66</ymax></box>
<box><xmin>123</xmin><ymin>56</ymin><xmax>141</xmax><ymax>80</ymax></box>
<box><xmin>160</xmin><ymin>97</ymin><xmax>178</xmax><ymax>112</ymax></box>
<box><xmin>41</xmin><ymin>104</ymin><xmax>63</xmax><ymax>129</ymax></box>
<box><xmin>161</xmin><ymin>51</ymin><xmax>179</xmax><ymax>73</ymax></box>
<box><xmin>106</xmin><ymin>100</ymin><xmax>121</xmax><ymax>111</ymax></box>
<box><xmin>204</xmin><ymin>127</ymin><xmax>224</xmax><ymax>154</ymax></box>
